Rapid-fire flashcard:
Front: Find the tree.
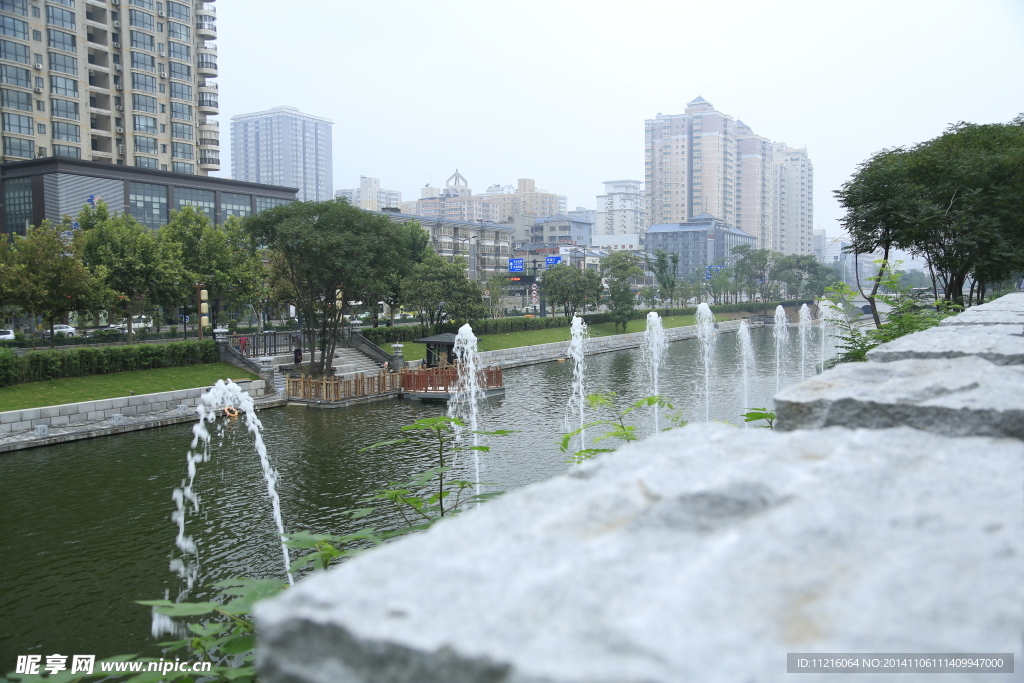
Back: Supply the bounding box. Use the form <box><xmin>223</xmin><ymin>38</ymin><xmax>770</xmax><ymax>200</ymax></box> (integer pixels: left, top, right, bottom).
<box><xmin>161</xmin><ymin>206</ymin><xmax>233</xmax><ymax>312</ymax></box>
<box><xmin>403</xmin><ymin>254</ymin><xmax>487</xmax><ymax>328</ymax></box>
<box><xmin>373</xmin><ymin>221</ymin><xmax>431</xmax><ymax>327</ymax></box>
<box><xmin>219</xmin><ymin>216</ymin><xmax>269</xmax><ymax>332</ymax></box>
<box><xmin>483</xmin><ymin>272</ymin><xmax>511</xmax><ymax>319</ymax></box>
<box><xmin>245</xmin><ymin>199</ymin><xmax>404</xmax><ymax>376</ymax></box>
<box><xmin>601</xmin><ymin>251</ymin><xmax>642</xmax><ymax>332</ymax></box>
<box><xmin>836</xmin><ymin>116</ymin><xmax>1024</xmax><ymax>312</ymax></box>
<box><xmin>732</xmin><ymin>245</ymin><xmax>783</xmax><ymax>306</ymax></box>
<box><xmin>7</xmin><ymin>220</ymin><xmax>111</xmax><ymax>347</ymax></box>
<box><xmin>78</xmin><ymin>213</ymin><xmax>185</xmax><ymax>342</ymax></box>
<box><xmin>648</xmin><ymin>250</ymin><xmax>680</xmax><ymax>306</ymax></box>
<box><xmin>540</xmin><ymin>264</ymin><xmax>602</xmax><ymax>318</ymax></box>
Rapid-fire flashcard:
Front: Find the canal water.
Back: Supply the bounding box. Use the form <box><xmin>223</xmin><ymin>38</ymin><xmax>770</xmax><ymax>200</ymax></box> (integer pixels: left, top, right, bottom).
<box><xmin>0</xmin><ymin>325</ymin><xmax>825</xmax><ymax>669</ymax></box>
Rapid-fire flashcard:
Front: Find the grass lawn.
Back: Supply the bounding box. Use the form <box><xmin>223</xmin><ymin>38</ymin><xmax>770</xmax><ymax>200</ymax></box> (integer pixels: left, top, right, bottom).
<box><xmin>383</xmin><ymin>312</ymin><xmax>746</xmax><ymax>362</ymax></box>
<box><xmin>0</xmin><ymin>362</ymin><xmax>257</xmax><ymax>412</ymax></box>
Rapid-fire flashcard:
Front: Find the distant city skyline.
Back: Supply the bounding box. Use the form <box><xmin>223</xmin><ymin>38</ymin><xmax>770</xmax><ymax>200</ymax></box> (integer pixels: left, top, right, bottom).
<box><xmin>211</xmin><ymin>1</ymin><xmax>1022</xmax><ymax>239</ymax></box>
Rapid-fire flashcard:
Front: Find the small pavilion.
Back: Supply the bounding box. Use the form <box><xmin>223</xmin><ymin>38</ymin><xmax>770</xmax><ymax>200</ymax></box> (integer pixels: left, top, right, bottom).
<box><xmin>413</xmin><ymin>333</ymin><xmax>460</xmax><ymax>368</ymax></box>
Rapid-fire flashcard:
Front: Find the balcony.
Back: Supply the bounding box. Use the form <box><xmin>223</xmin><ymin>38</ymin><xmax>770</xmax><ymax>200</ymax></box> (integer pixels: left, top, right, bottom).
<box><xmin>198</xmin><ymin>118</ymin><xmax>218</xmax><ymax>131</ymax></box>
<box><xmin>197</xmin><ymin>93</ymin><xmax>219</xmax><ymax>114</ymax></box>
<box><xmin>198</xmin><ymin>135</ymin><xmax>219</xmax><ymax>149</ymax></box>
<box><xmin>196</xmin><ymin>55</ymin><xmax>217</xmax><ymax>77</ymax></box>
<box><xmin>199</xmin><ymin>151</ymin><xmax>219</xmax><ymax>171</ymax></box>
<box><xmin>196</xmin><ymin>2</ymin><xmax>217</xmax><ymax>16</ymax></box>
<box><xmin>195</xmin><ymin>19</ymin><xmax>217</xmax><ymax>39</ymax></box>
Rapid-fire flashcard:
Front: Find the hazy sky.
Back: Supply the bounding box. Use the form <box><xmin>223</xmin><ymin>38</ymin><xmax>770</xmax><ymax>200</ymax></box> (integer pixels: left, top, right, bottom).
<box><xmin>215</xmin><ymin>0</ymin><xmax>1023</xmax><ymax>241</ymax></box>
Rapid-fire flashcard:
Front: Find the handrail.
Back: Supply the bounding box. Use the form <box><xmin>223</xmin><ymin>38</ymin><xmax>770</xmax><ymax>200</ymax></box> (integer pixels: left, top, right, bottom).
<box><xmin>351</xmin><ymin>331</ymin><xmax>393</xmax><ymax>365</ymax></box>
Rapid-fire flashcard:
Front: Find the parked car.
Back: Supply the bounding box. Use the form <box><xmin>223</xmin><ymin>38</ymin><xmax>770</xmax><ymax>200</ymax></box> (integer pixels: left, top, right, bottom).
<box><xmin>109</xmin><ymin>316</ymin><xmax>153</xmax><ymax>333</ymax></box>
<box><xmin>43</xmin><ymin>324</ymin><xmax>77</xmax><ymax>338</ymax></box>
<box><xmin>0</xmin><ymin>329</ymin><xmax>14</xmax><ymax>340</ymax></box>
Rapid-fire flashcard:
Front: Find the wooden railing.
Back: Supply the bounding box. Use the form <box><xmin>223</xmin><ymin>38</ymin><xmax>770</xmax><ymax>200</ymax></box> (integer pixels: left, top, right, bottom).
<box><xmin>286</xmin><ymin>370</ymin><xmax>402</xmax><ymax>401</ymax></box>
<box><xmin>401</xmin><ymin>366</ymin><xmax>503</xmax><ymax>393</ymax></box>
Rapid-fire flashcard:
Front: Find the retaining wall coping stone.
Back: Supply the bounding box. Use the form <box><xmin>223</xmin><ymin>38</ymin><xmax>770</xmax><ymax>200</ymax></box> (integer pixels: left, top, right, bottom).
<box><xmin>866</xmin><ymin>324</ymin><xmax>1024</xmax><ymax>365</ymax></box>
<box><xmin>39</xmin><ymin>406</ymin><xmax>59</xmax><ymax>418</ymax></box>
<box><xmin>255</xmin><ymin>425</ymin><xmax>1024</xmax><ymax>683</ymax></box>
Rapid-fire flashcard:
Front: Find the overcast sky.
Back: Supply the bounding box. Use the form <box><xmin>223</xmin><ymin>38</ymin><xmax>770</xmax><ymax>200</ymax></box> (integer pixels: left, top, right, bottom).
<box><xmin>215</xmin><ymin>0</ymin><xmax>1023</xmax><ymax>242</ymax></box>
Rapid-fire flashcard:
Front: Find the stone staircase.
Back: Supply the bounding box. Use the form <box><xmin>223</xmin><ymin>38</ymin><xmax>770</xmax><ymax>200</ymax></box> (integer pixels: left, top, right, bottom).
<box><xmin>271</xmin><ymin>346</ymin><xmax>387</xmax><ymax>396</ymax></box>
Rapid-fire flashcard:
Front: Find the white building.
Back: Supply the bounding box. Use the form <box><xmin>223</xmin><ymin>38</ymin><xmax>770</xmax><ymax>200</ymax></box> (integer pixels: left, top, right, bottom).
<box><xmin>772</xmin><ymin>143</ymin><xmax>814</xmax><ymax>256</ymax></box>
<box><xmin>595</xmin><ymin>180</ymin><xmax>646</xmax><ymax>236</ymax></box>
<box><xmin>335</xmin><ymin>176</ymin><xmax>401</xmax><ymax>210</ymax></box>
<box><xmin>231</xmin><ymin>106</ymin><xmax>333</xmax><ymax>201</ymax></box>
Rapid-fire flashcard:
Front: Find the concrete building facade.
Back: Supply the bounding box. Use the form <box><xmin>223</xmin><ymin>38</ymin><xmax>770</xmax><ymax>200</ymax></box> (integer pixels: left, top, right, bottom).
<box><xmin>335</xmin><ymin>176</ymin><xmax>401</xmax><ymax>211</ymax></box>
<box><xmin>0</xmin><ymin>0</ymin><xmax>220</xmax><ymax>173</ymax></box>
<box><xmin>379</xmin><ymin>210</ymin><xmax>513</xmax><ymax>282</ymax></box>
<box><xmin>595</xmin><ymin>179</ymin><xmax>645</xmax><ymax>236</ymax></box>
<box><xmin>645</xmin><ymin>97</ymin><xmax>814</xmax><ymax>256</ymax></box>
<box><xmin>643</xmin><ymin>213</ymin><xmax>756</xmax><ymax>278</ymax></box>
<box><xmin>230</xmin><ymin>106</ymin><xmax>332</xmax><ymax>202</ymax></box>
<box><xmin>1</xmin><ymin>157</ymin><xmax>295</xmax><ymax>233</ymax></box>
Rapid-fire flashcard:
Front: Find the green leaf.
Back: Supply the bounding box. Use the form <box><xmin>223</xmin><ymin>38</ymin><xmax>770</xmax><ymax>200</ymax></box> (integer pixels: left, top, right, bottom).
<box><xmin>219</xmin><ymin>634</ymin><xmax>256</xmax><ymax>654</ymax></box>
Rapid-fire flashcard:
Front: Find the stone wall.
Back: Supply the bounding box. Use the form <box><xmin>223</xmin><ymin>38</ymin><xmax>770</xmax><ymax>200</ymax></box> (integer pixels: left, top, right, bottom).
<box><xmin>0</xmin><ymin>380</ymin><xmax>266</xmax><ymax>435</ymax></box>
<box><xmin>479</xmin><ymin>319</ymin><xmax>743</xmax><ymax>368</ymax></box>
<box><xmin>255</xmin><ymin>292</ymin><xmax>1024</xmax><ymax>683</ymax></box>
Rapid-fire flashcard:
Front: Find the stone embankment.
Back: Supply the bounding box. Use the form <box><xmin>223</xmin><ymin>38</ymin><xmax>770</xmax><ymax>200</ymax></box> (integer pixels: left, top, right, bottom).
<box><xmin>480</xmin><ymin>319</ymin><xmax>743</xmax><ymax>368</ymax></box>
<box><xmin>255</xmin><ymin>291</ymin><xmax>1024</xmax><ymax>683</ymax></box>
<box><xmin>0</xmin><ymin>380</ymin><xmax>282</xmax><ymax>453</ymax></box>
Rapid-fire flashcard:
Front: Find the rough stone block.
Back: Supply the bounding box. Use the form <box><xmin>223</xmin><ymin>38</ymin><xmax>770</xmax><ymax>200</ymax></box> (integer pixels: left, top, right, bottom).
<box><xmin>93</xmin><ymin>400</ymin><xmax>112</xmax><ymax>411</ymax></box>
<box><xmin>128</xmin><ymin>396</ymin><xmax>146</xmax><ymax>406</ymax></box>
<box><xmin>255</xmin><ymin>425</ymin><xmax>1024</xmax><ymax>683</ymax></box>
<box><xmin>0</xmin><ymin>422</ymin><xmax>10</xmax><ymax>433</ymax></box>
<box><xmin>59</xmin><ymin>404</ymin><xmax>81</xmax><ymax>416</ymax></box>
<box><xmin>31</xmin><ymin>418</ymin><xmax>50</xmax><ymax>427</ymax></box>
<box><xmin>49</xmin><ymin>415</ymin><xmax>69</xmax><ymax>426</ymax></box>
<box><xmin>110</xmin><ymin>397</ymin><xmax>128</xmax><ymax>408</ymax></box>
<box><xmin>172</xmin><ymin>390</ymin><xmax>188</xmax><ymax>401</ymax></box>
<box><xmin>775</xmin><ymin>356</ymin><xmax>1024</xmax><ymax>439</ymax></box>
<box><xmin>0</xmin><ymin>411</ymin><xmax>22</xmax><ymax>424</ymax></box>
<box><xmin>119</xmin><ymin>406</ymin><xmax>137</xmax><ymax>416</ymax></box>
<box><xmin>87</xmin><ymin>411</ymin><xmax>105</xmax><ymax>421</ymax></box>
<box><xmin>11</xmin><ymin>420</ymin><xmax>31</xmax><ymax>432</ymax></box>
<box><xmin>39</xmin><ymin>406</ymin><xmax>59</xmax><ymax>418</ymax></box>
<box><xmin>148</xmin><ymin>402</ymin><xmax>166</xmax><ymax>413</ymax></box>
<box><xmin>867</xmin><ymin>324</ymin><xmax>1024</xmax><ymax>365</ymax></box>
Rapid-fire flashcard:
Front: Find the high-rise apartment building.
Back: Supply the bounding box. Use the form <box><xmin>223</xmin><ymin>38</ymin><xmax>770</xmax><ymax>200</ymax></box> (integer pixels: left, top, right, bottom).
<box><xmin>335</xmin><ymin>175</ymin><xmax>401</xmax><ymax>210</ymax></box>
<box><xmin>483</xmin><ymin>178</ymin><xmax>561</xmax><ymax>224</ymax></box>
<box><xmin>231</xmin><ymin>105</ymin><xmax>332</xmax><ymax>201</ymax></box>
<box><xmin>645</xmin><ymin>97</ymin><xmax>814</xmax><ymax>255</ymax></box>
<box><xmin>595</xmin><ymin>179</ymin><xmax>645</xmax><ymax>235</ymax></box>
<box><xmin>0</xmin><ymin>0</ymin><xmax>220</xmax><ymax>173</ymax></box>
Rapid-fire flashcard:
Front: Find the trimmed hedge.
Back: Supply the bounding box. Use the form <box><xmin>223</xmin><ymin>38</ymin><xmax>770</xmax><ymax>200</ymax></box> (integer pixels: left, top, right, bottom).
<box><xmin>0</xmin><ymin>340</ymin><xmax>219</xmax><ymax>388</ymax></box>
<box><xmin>360</xmin><ymin>300</ymin><xmax>814</xmax><ymax>346</ymax></box>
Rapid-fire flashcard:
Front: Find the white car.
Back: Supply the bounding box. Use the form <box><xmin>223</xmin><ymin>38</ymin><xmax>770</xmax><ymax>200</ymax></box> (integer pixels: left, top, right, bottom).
<box><xmin>0</xmin><ymin>329</ymin><xmax>14</xmax><ymax>340</ymax></box>
<box><xmin>45</xmin><ymin>324</ymin><xmax>77</xmax><ymax>337</ymax></box>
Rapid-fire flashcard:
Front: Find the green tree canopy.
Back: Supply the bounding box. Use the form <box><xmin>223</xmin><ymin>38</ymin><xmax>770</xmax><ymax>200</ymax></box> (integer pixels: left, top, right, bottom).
<box><xmin>403</xmin><ymin>254</ymin><xmax>486</xmax><ymax>328</ymax></box>
<box><xmin>245</xmin><ymin>199</ymin><xmax>404</xmax><ymax>376</ymax></box>
<box><xmin>601</xmin><ymin>251</ymin><xmax>643</xmax><ymax>332</ymax></box>
<box><xmin>541</xmin><ymin>264</ymin><xmax>602</xmax><ymax>318</ymax></box>
<box><xmin>648</xmin><ymin>250</ymin><xmax>680</xmax><ymax>306</ymax></box>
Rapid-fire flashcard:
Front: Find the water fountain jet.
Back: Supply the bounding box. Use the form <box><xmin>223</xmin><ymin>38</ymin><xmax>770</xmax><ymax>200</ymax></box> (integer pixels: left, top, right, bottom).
<box><xmin>773</xmin><ymin>305</ymin><xmax>789</xmax><ymax>393</ymax></box>
<box><xmin>641</xmin><ymin>312</ymin><xmax>666</xmax><ymax>433</ymax></box>
<box><xmin>565</xmin><ymin>316</ymin><xmax>589</xmax><ymax>448</ymax></box>
<box><xmin>798</xmin><ymin>304</ymin><xmax>812</xmax><ymax>381</ymax></box>
<box><xmin>696</xmin><ymin>303</ymin><xmax>715</xmax><ymax>422</ymax></box>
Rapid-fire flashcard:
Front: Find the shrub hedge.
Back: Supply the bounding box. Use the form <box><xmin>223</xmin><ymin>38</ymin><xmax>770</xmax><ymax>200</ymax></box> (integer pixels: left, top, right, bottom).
<box><xmin>360</xmin><ymin>300</ymin><xmax>814</xmax><ymax>346</ymax></box>
<box><xmin>0</xmin><ymin>340</ymin><xmax>219</xmax><ymax>388</ymax></box>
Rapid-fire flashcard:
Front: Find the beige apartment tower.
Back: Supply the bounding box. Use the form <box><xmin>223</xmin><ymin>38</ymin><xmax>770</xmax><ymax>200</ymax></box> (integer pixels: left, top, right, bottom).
<box><xmin>0</xmin><ymin>0</ymin><xmax>219</xmax><ymax>173</ymax></box>
<box><xmin>645</xmin><ymin>97</ymin><xmax>813</xmax><ymax>255</ymax></box>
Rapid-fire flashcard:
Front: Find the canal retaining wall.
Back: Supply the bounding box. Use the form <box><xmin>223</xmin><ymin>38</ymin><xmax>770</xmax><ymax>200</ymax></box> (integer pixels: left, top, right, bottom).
<box><xmin>255</xmin><ymin>291</ymin><xmax>1024</xmax><ymax>683</ymax></box>
<box><xmin>479</xmin><ymin>319</ymin><xmax>743</xmax><ymax>368</ymax></box>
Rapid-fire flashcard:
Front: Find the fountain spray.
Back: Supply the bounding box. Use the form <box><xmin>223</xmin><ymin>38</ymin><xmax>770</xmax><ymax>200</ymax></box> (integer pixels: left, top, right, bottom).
<box><xmin>737</xmin><ymin>320</ymin><xmax>755</xmax><ymax>426</ymax></box>
<box><xmin>696</xmin><ymin>303</ymin><xmax>715</xmax><ymax>422</ymax></box>
<box><xmin>566</xmin><ymin>316</ymin><xmax>589</xmax><ymax>448</ymax></box>
<box><xmin>449</xmin><ymin>324</ymin><xmax>483</xmax><ymax>501</ymax></box>
<box><xmin>798</xmin><ymin>304</ymin><xmax>812</xmax><ymax>381</ymax></box>
<box><xmin>773</xmin><ymin>305</ymin><xmax>789</xmax><ymax>393</ymax></box>
<box><xmin>641</xmin><ymin>312</ymin><xmax>666</xmax><ymax>433</ymax></box>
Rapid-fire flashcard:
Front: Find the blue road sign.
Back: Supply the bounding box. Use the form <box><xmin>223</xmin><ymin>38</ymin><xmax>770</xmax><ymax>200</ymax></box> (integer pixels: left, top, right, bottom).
<box><xmin>508</xmin><ymin>258</ymin><xmax>525</xmax><ymax>272</ymax></box>
<box><xmin>545</xmin><ymin>256</ymin><xmax>562</xmax><ymax>267</ymax></box>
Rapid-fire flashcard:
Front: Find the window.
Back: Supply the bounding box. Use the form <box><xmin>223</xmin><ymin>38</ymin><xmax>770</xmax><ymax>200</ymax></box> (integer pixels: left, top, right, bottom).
<box><xmin>0</xmin><ymin>0</ymin><xmax>28</xmax><ymax>17</ymax></box>
<box><xmin>128</xmin><ymin>0</ymin><xmax>153</xmax><ymax>8</ymax></box>
<box><xmin>174</xmin><ymin>186</ymin><xmax>213</xmax><ymax>218</ymax></box>
<box><xmin>131</xmin><ymin>71</ymin><xmax>155</xmax><ymax>92</ymax></box>
<box><xmin>256</xmin><ymin>197</ymin><xmax>293</xmax><ymax>214</ymax></box>
<box><xmin>169</xmin><ymin>81</ymin><xmax>190</xmax><ymax>101</ymax></box>
<box><xmin>221</xmin><ymin>193</ymin><xmax>251</xmax><ymax>219</ymax></box>
<box><xmin>134</xmin><ymin>155</ymin><xmax>157</xmax><ymax>168</ymax></box>
<box><xmin>35</xmin><ymin>99</ymin><xmax>43</xmax><ymax>110</ymax></box>
<box><xmin>47</xmin><ymin>28</ymin><xmax>75</xmax><ymax>52</ymax></box>
<box><xmin>168</xmin><ymin>60</ymin><xmax>189</xmax><ymax>81</ymax></box>
<box><xmin>50</xmin><ymin>98</ymin><xmax>78</xmax><ymax>120</ymax></box>
<box><xmin>128</xmin><ymin>181</ymin><xmax>167</xmax><ymax>228</ymax></box>
<box><xmin>48</xmin><ymin>51</ymin><xmax>77</xmax><ymax>75</ymax></box>
<box><xmin>129</xmin><ymin>30</ymin><xmax>153</xmax><ymax>51</ymax></box>
<box><xmin>133</xmin><ymin>135</ymin><xmax>156</xmax><ymax>153</ymax></box>
<box><xmin>167</xmin><ymin>41</ymin><xmax>189</xmax><ymax>61</ymax></box>
<box><xmin>2</xmin><ymin>112</ymin><xmax>31</xmax><ymax>134</ymax></box>
<box><xmin>0</xmin><ymin>63</ymin><xmax>29</xmax><ymax>87</ymax></box>
<box><xmin>171</xmin><ymin>141</ymin><xmax>191</xmax><ymax>159</ymax></box>
<box><xmin>133</xmin><ymin>113</ymin><xmax>155</xmax><ymax>133</ymax></box>
<box><xmin>128</xmin><ymin>9</ymin><xmax>153</xmax><ymax>30</ymax></box>
<box><xmin>46</xmin><ymin>5</ymin><xmax>75</xmax><ymax>30</ymax></box>
<box><xmin>4</xmin><ymin>176</ymin><xmax>32</xmax><ymax>234</ymax></box>
<box><xmin>51</xmin><ymin>120</ymin><xmax>79</xmax><ymax>142</ymax></box>
<box><xmin>170</xmin><ymin>101</ymin><xmax>190</xmax><ymax>120</ymax></box>
<box><xmin>51</xmin><ymin>0</ymin><xmax>74</xmax><ymax>6</ymax></box>
<box><xmin>0</xmin><ymin>16</ymin><xmax>28</xmax><ymax>40</ymax></box>
<box><xmin>1</xmin><ymin>87</ymin><xmax>30</xmax><ymax>110</ymax></box>
<box><xmin>167</xmin><ymin>21</ymin><xmax>188</xmax><ymax>41</ymax></box>
<box><xmin>171</xmin><ymin>161</ymin><xmax>193</xmax><ymax>174</ymax></box>
<box><xmin>166</xmin><ymin>1</ymin><xmax>188</xmax><ymax>21</ymax></box>
<box><xmin>49</xmin><ymin>74</ymin><xmax>76</xmax><ymax>96</ymax></box>
<box><xmin>51</xmin><ymin>143</ymin><xmax>80</xmax><ymax>157</ymax></box>
<box><xmin>0</xmin><ymin>38</ymin><xmax>29</xmax><ymax>63</ymax></box>
<box><xmin>130</xmin><ymin>50</ymin><xmax>154</xmax><ymax>72</ymax></box>
<box><xmin>132</xmin><ymin>92</ymin><xmax>156</xmax><ymax>113</ymax></box>
<box><xmin>170</xmin><ymin>121</ymin><xmax>191</xmax><ymax>140</ymax></box>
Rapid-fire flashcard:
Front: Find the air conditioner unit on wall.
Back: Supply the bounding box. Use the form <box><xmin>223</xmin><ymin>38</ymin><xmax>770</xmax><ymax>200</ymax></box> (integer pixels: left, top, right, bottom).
<box><xmin>118</xmin><ymin>145</ymin><xmax>126</xmax><ymax>154</ymax></box>
<box><xmin>115</xmin><ymin>104</ymin><xmax>123</xmax><ymax>111</ymax></box>
<box><xmin>33</xmin><ymin>86</ymin><xmax>42</xmax><ymax>93</ymax></box>
<box><xmin>112</xmin><ymin>20</ymin><xmax>120</xmax><ymax>28</ymax></box>
<box><xmin>33</xmin><ymin>62</ymin><xmax>42</xmax><ymax>70</ymax></box>
<box><xmin>116</xmin><ymin>126</ymin><xmax>124</xmax><ymax>134</ymax></box>
<box><xmin>114</xmin><ymin>63</ymin><xmax>122</xmax><ymax>70</ymax></box>
<box><xmin>112</xmin><ymin>42</ymin><xmax>121</xmax><ymax>49</ymax></box>
<box><xmin>159</xmin><ymin>72</ymin><xmax>167</xmax><ymax>78</ymax></box>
